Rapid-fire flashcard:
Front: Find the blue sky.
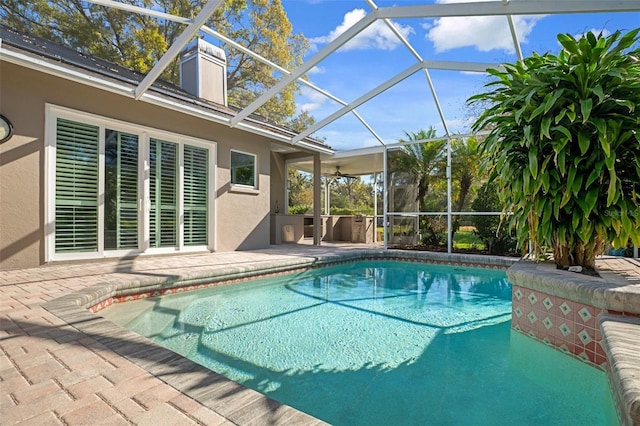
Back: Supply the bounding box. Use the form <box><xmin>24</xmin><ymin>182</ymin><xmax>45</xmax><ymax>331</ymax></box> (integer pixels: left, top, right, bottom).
<box><xmin>277</xmin><ymin>0</ymin><xmax>640</xmax><ymax>151</ymax></box>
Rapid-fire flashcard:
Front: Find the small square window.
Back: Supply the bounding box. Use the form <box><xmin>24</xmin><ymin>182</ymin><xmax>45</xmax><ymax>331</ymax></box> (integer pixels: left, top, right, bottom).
<box><xmin>230</xmin><ymin>150</ymin><xmax>256</xmax><ymax>188</ymax></box>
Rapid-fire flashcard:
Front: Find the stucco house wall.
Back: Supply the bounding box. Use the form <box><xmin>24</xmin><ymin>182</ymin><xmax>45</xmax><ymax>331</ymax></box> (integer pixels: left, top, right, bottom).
<box><xmin>0</xmin><ymin>61</ymin><xmax>278</xmax><ymax>269</ymax></box>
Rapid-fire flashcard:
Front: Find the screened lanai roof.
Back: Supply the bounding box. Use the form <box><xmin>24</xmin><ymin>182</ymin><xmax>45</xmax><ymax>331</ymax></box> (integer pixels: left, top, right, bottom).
<box><xmin>8</xmin><ymin>0</ymin><xmax>640</xmax><ymax>176</ymax></box>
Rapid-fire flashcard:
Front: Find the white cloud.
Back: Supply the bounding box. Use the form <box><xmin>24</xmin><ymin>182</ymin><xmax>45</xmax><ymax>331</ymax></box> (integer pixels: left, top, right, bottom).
<box><xmin>573</xmin><ymin>28</ymin><xmax>611</xmax><ymax>40</ymax></box>
<box><xmin>310</xmin><ymin>8</ymin><xmax>414</xmax><ymax>52</ymax></box>
<box><xmin>307</xmin><ymin>66</ymin><xmax>325</xmax><ymax>75</ymax></box>
<box><xmin>300</xmin><ymin>103</ymin><xmax>321</xmax><ymax>113</ymax></box>
<box><xmin>298</xmin><ymin>86</ymin><xmax>331</xmax><ymax>113</ymax></box>
<box><xmin>425</xmin><ymin>0</ymin><xmax>542</xmax><ymax>53</ymax></box>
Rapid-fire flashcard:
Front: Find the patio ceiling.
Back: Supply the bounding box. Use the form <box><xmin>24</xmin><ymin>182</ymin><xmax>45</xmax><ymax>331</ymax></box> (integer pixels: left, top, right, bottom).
<box><xmin>81</xmin><ymin>0</ymin><xmax>640</xmax><ymax>155</ymax></box>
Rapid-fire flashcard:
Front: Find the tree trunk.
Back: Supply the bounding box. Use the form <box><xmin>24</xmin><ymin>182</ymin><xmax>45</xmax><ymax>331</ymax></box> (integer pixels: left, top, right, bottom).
<box><xmin>552</xmin><ymin>237</ymin><xmax>604</xmax><ymax>270</ymax></box>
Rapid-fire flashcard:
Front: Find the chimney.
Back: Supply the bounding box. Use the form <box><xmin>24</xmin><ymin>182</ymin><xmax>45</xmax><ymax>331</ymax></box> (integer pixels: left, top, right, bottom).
<box><xmin>179</xmin><ymin>38</ymin><xmax>227</xmax><ymax>106</ymax></box>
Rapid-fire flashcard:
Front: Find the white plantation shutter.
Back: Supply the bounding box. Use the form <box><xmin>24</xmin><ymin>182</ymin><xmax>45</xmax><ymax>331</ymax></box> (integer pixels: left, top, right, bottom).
<box><xmin>104</xmin><ymin>130</ymin><xmax>138</xmax><ymax>249</ymax></box>
<box><xmin>55</xmin><ymin>118</ymin><xmax>99</xmax><ymax>252</ymax></box>
<box><xmin>149</xmin><ymin>138</ymin><xmax>178</xmax><ymax>247</ymax></box>
<box><xmin>184</xmin><ymin>144</ymin><xmax>208</xmax><ymax>246</ymax></box>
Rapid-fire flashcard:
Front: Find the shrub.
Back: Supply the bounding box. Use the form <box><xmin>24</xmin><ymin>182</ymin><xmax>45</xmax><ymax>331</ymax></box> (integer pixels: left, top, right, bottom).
<box><xmin>471</xmin><ymin>182</ymin><xmax>518</xmax><ymax>255</ymax></box>
<box><xmin>469</xmin><ymin>29</ymin><xmax>640</xmax><ymax>269</ymax></box>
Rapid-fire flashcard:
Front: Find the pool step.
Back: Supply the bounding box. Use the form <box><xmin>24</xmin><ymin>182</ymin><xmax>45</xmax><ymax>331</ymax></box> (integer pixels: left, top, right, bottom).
<box><xmin>599</xmin><ymin>313</ymin><xmax>640</xmax><ymax>426</ymax></box>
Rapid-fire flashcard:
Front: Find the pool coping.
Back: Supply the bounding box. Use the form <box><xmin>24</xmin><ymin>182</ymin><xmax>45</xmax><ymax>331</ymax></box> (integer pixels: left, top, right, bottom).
<box><xmin>507</xmin><ymin>259</ymin><xmax>640</xmax><ymax>426</ymax></box>
<box><xmin>41</xmin><ymin>249</ymin><xmax>516</xmax><ymax>425</ymax></box>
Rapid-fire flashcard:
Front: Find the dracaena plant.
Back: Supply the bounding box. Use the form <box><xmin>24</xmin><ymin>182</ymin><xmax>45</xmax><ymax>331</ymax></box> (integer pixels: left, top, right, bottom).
<box><xmin>468</xmin><ymin>28</ymin><xmax>640</xmax><ymax>270</ymax></box>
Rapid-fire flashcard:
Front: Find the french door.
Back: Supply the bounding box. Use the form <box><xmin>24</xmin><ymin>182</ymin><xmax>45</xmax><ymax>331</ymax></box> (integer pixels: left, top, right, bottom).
<box><xmin>48</xmin><ymin>107</ymin><xmax>214</xmax><ymax>261</ymax></box>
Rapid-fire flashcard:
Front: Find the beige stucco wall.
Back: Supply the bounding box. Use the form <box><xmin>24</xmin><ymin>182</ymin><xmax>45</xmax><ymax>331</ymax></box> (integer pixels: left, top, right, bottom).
<box><xmin>0</xmin><ymin>61</ymin><xmax>281</xmax><ymax>269</ymax></box>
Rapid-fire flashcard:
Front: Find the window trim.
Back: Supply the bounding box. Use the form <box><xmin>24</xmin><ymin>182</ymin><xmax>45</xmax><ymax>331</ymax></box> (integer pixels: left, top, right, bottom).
<box><xmin>45</xmin><ymin>104</ymin><xmax>217</xmax><ymax>262</ymax></box>
<box><xmin>230</xmin><ymin>149</ymin><xmax>258</xmax><ymax>190</ymax></box>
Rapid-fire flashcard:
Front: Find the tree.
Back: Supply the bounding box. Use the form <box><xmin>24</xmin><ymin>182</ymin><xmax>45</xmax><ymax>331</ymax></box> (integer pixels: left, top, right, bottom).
<box><xmin>287</xmin><ymin>168</ymin><xmax>312</xmax><ymax>213</ymax></box>
<box><xmin>469</xmin><ymin>29</ymin><xmax>640</xmax><ymax>269</ymax></box>
<box><xmin>393</xmin><ymin>127</ymin><xmax>446</xmax><ymax>213</ymax></box>
<box><xmin>329</xmin><ymin>177</ymin><xmax>374</xmax><ymax>215</ymax></box>
<box><xmin>471</xmin><ymin>182</ymin><xmax>517</xmax><ymax>255</ymax></box>
<box><xmin>450</xmin><ymin>136</ymin><xmax>481</xmax><ymax>239</ymax></box>
<box><xmin>390</xmin><ymin>127</ymin><xmax>447</xmax><ymax>246</ymax></box>
<box><xmin>0</xmin><ymin>0</ymin><xmax>313</xmax><ymax>128</ymax></box>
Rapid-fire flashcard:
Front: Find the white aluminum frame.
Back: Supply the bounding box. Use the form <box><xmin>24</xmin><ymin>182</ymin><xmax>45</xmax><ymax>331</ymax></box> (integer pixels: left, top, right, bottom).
<box><xmin>74</xmin><ymin>0</ymin><xmax>640</xmax><ymax>149</ymax></box>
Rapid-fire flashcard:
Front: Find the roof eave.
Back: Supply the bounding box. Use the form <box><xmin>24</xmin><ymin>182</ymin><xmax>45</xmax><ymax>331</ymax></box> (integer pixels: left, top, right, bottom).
<box><xmin>0</xmin><ymin>41</ymin><xmax>334</xmax><ymax>155</ymax></box>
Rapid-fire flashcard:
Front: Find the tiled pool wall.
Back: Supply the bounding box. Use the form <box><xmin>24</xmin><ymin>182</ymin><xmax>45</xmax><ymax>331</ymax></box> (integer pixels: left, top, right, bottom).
<box><xmin>89</xmin><ymin>252</ymin><xmax>514</xmax><ymax>313</ymax></box>
<box><xmin>507</xmin><ymin>260</ymin><xmax>640</xmax><ymax>426</ymax></box>
<box><xmin>509</xmin><ymin>263</ymin><xmax>640</xmax><ymax>369</ymax></box>
<box><xmin>512</xmin><ymin>285</ymin><xmax>609</xmax><ymax>368</ymax></box>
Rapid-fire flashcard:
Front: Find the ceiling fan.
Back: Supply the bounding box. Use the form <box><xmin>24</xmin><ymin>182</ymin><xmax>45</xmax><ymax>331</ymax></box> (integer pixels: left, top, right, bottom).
<box><xmin>331</xmin><ymin>166</ymin><xmax>357</xmax><ymax>180</ymax></box>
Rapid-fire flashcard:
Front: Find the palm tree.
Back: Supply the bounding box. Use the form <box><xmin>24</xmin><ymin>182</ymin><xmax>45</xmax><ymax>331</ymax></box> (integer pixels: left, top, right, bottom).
<box><xmin>450</xmin><ymin>137</ymin><xmax>481</xmax><ymax>240</ymax></box>
<box><xmin>391</xmin><ymin>127</ymin><xmax>447</xmax><ymax>245</ymax></box>
<box><xmin>395</xmin><ymin>127</ymin><xmax>446</xmax><ymax>213</ymax></box>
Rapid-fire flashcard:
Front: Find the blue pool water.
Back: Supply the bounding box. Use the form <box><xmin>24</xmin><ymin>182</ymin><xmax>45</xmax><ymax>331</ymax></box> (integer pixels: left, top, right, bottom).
<box><xmin>110</xmin><ymin>261</ymin><xmax>619</xmax><ymax>425</ymax></box>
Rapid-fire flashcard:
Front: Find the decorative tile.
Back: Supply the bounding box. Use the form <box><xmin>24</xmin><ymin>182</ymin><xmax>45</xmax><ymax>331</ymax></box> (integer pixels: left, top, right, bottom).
<box><xmin>559</xmin><ymin>323</ymin><xmax>571</xmax><ymax>337</ymax></box>
<box><xmin>543</xmin><ymin>317</ymin><xmax>553</xmax><ymax>330</ymax></box>
<box><xmin>578</xmin><ymin>329</ymin><xmax>593</xmax><ymax>345</ymax></box>
<box><xmin>514</xmin><ymin>288</ymin><xmax>523</xmax><ymax>300</ymax></box>
<box><xmin>542</xmin><ymin>297</ymin><xmax>553</xmax><ymax>310</ymax></box>
<box><xmin>528</xmin><ymin>292</ymin><xmax>538</xmax><ymax>305</ymax></box>
<box><xmin>527</xmin><ymin>311</ymin><xmax>537</xmax><ymax>324</ymax></box>
<box><xmin>514</xmin><ymin>306</ymin><xmax>523</xmax><ymax>318</ymax></box>
<box><xmin>559</xmin><ymin>302</ymin><xmax>571</xmax><ymax>316</ymax></box>
<box><xmin>543</xmin><ymin>337</ymin><xmax>551</xmax><ymax>345</ymax></box>
<box><xmin>559</xmin><ymin>344</ymin><xmax>570</xmax><ymax>354</ymax></box>
<box><xmin>578</xmin><ymin>307</ymin><xmax>593</xmax><ymax>322</ymax></box>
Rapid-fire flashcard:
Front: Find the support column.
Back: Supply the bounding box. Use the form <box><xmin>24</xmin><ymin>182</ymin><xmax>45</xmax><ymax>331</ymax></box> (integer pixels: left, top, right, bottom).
<box><xmin>383</xmin><ymin>147</ymin><xmax>388</xmax><ymax>250</ymax></box>
<box><xmin>446</xmin><ymin>138</ymin><xmax>452</xmax><ymax>254</ymax></box>
<box><xmin>313</xmin><ymin>153</ymin><xmax>322</xmax><ymax>246</ymax></box>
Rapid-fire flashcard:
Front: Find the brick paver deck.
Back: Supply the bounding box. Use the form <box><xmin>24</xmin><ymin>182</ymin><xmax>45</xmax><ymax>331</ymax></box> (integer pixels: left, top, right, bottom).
<box><xmin>2</xmin><ymin>246</ymin><xmax>353</xmax><ymax>425</ymax></box>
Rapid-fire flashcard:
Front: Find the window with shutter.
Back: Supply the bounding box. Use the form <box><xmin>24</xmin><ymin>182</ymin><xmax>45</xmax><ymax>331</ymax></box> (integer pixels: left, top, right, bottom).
<box><xmin>55</xmin><ymin>118</ymin><xmax>99</xmax><ymax>252</ymax></box>
<box><xmin>149</xmin><ymin>139</ymin><xmax>178</xmax><ymax>248</ymax></box>
<box><xmin>184</xmin><ymin>144</ymin><xmax>208</xmax><ymax>246</ymax></box>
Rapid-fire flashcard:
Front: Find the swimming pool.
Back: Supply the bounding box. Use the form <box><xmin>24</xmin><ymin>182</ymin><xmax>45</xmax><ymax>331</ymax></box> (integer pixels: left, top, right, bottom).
<box><xmin>105</xmin><ymin>260</ymin><xmax>619</xmax><ymax>425</ymax></box>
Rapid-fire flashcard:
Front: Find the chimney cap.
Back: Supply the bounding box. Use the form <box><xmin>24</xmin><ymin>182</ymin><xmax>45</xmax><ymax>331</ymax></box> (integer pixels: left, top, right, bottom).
<box><xmin>181</xmin><ymin>38</ymin><xmax>226</xmax><ymax>62</ymax></box>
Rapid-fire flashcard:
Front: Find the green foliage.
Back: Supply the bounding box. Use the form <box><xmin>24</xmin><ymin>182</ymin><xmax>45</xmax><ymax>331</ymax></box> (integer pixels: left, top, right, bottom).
<box><xmin>328</xmin><ymin>177</ymin><xmax>374</xmax><ymax>215</ymax></box>
<box><xmin>287</xmin><ymin>165</ymin><xmax>375</xmax><ymax>216</ymax></box>
<box><xmin>287</xmin><ymin>168</ymin><xmax>312</xmax><ymax>209</ymax></box>
<box><xmin>329</xmin><ymin>207</ymin><xmax>361</xmax><ymax>216</ymax></box>
<box><xmin>1</xmin><ymin>0</ymin><xmax>312</xmax><ymax>128</ymax></box>
<box><xmin>420</xmin><ymin>216</ymin><xmax>448</xmax><ymax>246</ymax></box>
<box><xmin>471</xmin><ymin>182</ymin><xmax>518</xmax><ymax>255</ymax></box>
<box><xmin>453</xmin><ymin>230</ymin><xmax>485</xmax><ymax>251</ymax></box>
<box><xmin>450</xmin><ymin>136</ymin><xmax>484</xmax><ymax>240</ymax></box>
<box><xmin>392</xmin><ymin>127</ymin><xmax>446</xmax><ymax>212</ymax></box>
<box><xmin>288</xmin><ymin>204</ymin><xmax>311</xmax><ymax>215</ymax></box>
<box><xmin>469</xmin><ymin>29</ymin><xmax>640</xmax><ymax>268</ymax></box>
<box><xmin>390</xmin><ymin>127</ymin><xmax>446</xmax><ymax>242</ymax></box>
